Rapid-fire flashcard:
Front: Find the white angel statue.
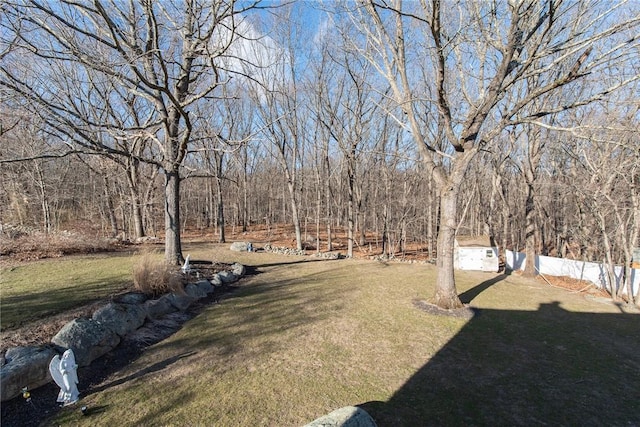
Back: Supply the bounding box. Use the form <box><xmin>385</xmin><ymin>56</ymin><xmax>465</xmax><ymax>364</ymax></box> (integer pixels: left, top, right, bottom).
<box><xmin>181</xmin><ymin>254</ymin><xmax>191</xmax><ymax>274</ymax></box>
<box><xmin>49</xmin><ymin>349</ymin><xmax>79</xmax><ymax>405</ymax></box>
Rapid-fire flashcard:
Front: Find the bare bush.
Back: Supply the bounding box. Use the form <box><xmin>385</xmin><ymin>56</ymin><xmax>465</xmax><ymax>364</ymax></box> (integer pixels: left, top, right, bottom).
<box><xmin>132</xmin><ymin>252</ymin><xmax>184</xmax><ymax>297</ymax></box>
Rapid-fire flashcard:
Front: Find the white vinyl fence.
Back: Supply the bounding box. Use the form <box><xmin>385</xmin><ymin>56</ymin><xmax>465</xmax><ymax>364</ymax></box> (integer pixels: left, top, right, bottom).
<box><xmin>505</xmin><ymin>250</ymin><xmax>639</xmax><ymax>297</ymax></box>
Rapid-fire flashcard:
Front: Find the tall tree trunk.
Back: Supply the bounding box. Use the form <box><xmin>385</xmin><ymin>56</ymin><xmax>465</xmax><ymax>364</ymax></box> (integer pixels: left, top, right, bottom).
<box><xmin>214</xmin><ymin>152</ymin><xmax>225</xmax><ymax>243</ymax></box>
<box><xmin>34</xmin><ymin>162</ymin><xmax>52</xmax><ymax>233</ymax></box>
<box><xmin>347</xmin><ymin>154</ymin><xmax>355</xmax><ymax>258</ymax></box>
<box><xmin>129</xmin><ymin>185</ymin><xmax>145</xmax><ymax>239</ymax></box>
<box><xmin>523</xmin><ymin>182</ymin><xmax>537</xmax><ymax>277</ymax></box>
<box><xmin>242</xmin><ymin>147</ymin><xmax>248</xmax><ymax>233</ymax></box>
<box><xmin>102</xmin><ymin>176</ymin><xmax>118</xmax><ymax>238</ymax></box>
<box><xmin>433</xmin><ymin>186</ymin><xmax>463</xmax><ymax>309</ymax></box>
<box><xmin>164</xmin><ymin>168</ymin><xmax>183</xmax><ymax>265</ymax></box>
<box><xmin>325</xmin><ymin>150</ymin><xmax>332</xmax><ymax>252</ymax></box>
<box><xmin>125</xmin><ymin>158</ymin><xmax>145</xmax><ymax>239</ymax></box>
<box><xmin>216</xmin><ymin>186</ymin><xmax>225</xmax><ymax>243</ymax></box>
<box><xmin>287</xmin><ymin>178</ymin><xmax>303</xmax><ymax>251</ymax></box>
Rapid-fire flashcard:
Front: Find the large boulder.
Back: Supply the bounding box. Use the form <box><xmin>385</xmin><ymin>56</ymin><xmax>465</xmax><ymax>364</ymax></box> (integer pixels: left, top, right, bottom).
<box><xmin>165</xmin><ymin>293</ymin><xmax>196</xmax><ymax>311</ymax></box>
<box><xmin>210</xmin><ymin>273</ymin><xmax>222</xmax><ymax>287</ymax></box>
<box><xmin>113</xmin><ymin>292</ymin><xmax>148</xmax><ymax>305</ymax></box>
<box><xmin>218</xmin><ymin>270</ymin><xmax>237</xmax><ymax>284</ymax></box>
<box><xmin>230</xmin><ymin>241</ymin><xmax>251</xmax><ymax>252</ymax></box>
<box><xmin>231</xmin><ymin>262</ymin><xmax>246</xmax><ymax>277</ymax></box>
<box><xmin>304</xmin><ymin>406</ymin><xmax>377</xmax><ymax>427</ymax></box>
<box><xmin>185</xmin><ymin>283</ymin><xmax>208</xmax><ymax>299</ymax></box>
<box><xmin>195</xmin><ymin>279</ymin><xmax>215</xmax><ymax>295</ymax></box>
<box><xmin>51</xmin><ymin>318</ymin><xmax>120</xmax><ymax>367</ymax></box>
<box><xmin>143</xmin><ymin>296</ymin><xmax>178</xmax><ymax>320</ymax></box>
<box><xmin>92</xmin><ymin>303</ymin><xmax>147</xmax><ymax>338</ymax></box>
<box><xmin>0</xmin><ymin>345</ymin><xmax>57</xmax><ymax>402</ymax></box>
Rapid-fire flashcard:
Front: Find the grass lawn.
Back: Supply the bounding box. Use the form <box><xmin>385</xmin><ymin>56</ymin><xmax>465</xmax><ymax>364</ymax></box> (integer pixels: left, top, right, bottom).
<box><xmin>0</xmin><ymin>252</ymin><xmax>139</xmax><ymax>330</ymax></box>
<box><xmin>46</xmin><ymin>244</ymin><xmax>639</xmax><ymax>426</ymax></box>
<box><xmin>4</xmin><ymin>243</ymin><xmax>639</xmax><ymax>426</ymax></box>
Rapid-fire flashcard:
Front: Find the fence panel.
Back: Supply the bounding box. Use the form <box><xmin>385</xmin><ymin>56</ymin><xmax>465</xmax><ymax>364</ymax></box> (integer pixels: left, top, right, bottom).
<box><xmin>505</xmin><ymin>250</ymin><xmax>639</xmax><ymax>296</ymax></box>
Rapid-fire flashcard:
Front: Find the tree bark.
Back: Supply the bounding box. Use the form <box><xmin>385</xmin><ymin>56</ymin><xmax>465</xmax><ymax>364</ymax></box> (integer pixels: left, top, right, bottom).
<box><xmin>433</xmin><ymin>186</ymin><xmax>464</xmax><ymax>309</ymax></box>
<box><xmin>523</xmin><ymin>182</ymin><xmax>537</xmax><ymax>277</ymax></box>
<box><xmin>214</xmin><ymin>151</ymin><xmax>226</xmax><ymax>243</ymax></box>
<box><xmin>164</xmin><ymin>169</ymin><xmax>183</xmax><ymax>265</ymax></box>
<box><xmin>347</xmin><ymin>151</ymin><xmax>355</xmax><ymax>258</ymax></box>
<box><xmin>102</xmin><ymin>176</ymin><xmax>118</xmax><ymax>238</ymax></box>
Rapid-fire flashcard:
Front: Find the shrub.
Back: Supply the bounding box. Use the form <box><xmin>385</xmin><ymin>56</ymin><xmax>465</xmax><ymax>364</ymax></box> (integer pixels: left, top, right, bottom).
<box><xmin>133</xmin><ymin>252</ymin><xmax>184</xmax><ymax>297</ymax></box>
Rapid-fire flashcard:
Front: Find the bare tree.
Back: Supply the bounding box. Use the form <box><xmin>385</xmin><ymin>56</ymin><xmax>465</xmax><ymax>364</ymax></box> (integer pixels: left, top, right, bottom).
<box><xmin>1</xmin><ymin>0</ymin><xmax>261</xmax><ymax>264</ymax></box>
<box><xmin>563</xmin><ymin>102</ymin><xmax>640</xmax><ymax>303</ymax></box>
<box><xmin>316</xmin><ymin>50</ymin><xmax>380</xmax><ymax>257</ymax></box>
<box><xmin>340</xmin><ymin>0</ymin><xmax>640</xmax><ymax>308</ymax></box>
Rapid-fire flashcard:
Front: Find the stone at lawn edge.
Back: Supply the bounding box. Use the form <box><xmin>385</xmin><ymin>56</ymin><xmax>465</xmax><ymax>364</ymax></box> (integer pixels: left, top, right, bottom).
<box><xmin>230</xmin><ymin>241</ymin><xmax>250</xmax><ymax>252</ymax></box>
<box><xmin>144</xmin><ymin>295</ymin><xmax>179</xmax><ymax>319</ymax></box>
<box><xmin>92</xmin><ymin>303</ymin><xmax>147</xmax><ymax>338</ymax></box>
<box><xmin>185</xmin><ymin>283</ymin><xmax>208</xmax><ymax>299</ymax></box>
<box><xmin>1</xmin><ymin>345</ymin><xmax>57</xmax><ymax>402</ymax></box>
<box><xmin>195</xmin><ymin>279</ymin><xmax>215</xmax><ymax>295</ymax></box>
<box><xmin>231</xmin><ymin>262</ymin><xmax>245</xmax><ymax>277</ymax></box>
<box><xmin>51</xmin><ymin>318</ymin><xmax>120</xmax><ymax>367</ymax></box>
<box><xmin>210</xmin><ymin>273</ymin><xmax>222</xmax><ymax>287</ymax></box>
<box><xmin>218</xmin><ymin>270</ymin><xmax>237</xmax><ymax>284</ymax></box>
<box><xmin>166</xmin><ymin>293</ymin><xmax>196</xmax><ymax>311</ymax></box>
<box><xmin>113</xmin><ymin>292</ymin><xmax>148</xmax><ymax>305</ymax></box>
<box><xmin>304</xmin><ymin>406</ymin><xmax>377</xmax><ymax>427</ymax></box>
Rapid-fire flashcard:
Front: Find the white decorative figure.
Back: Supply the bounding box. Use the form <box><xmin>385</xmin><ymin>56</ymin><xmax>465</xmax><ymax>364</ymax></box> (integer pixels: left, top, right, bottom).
<box><xmin>49</xmin><ymin>349</ymin><xmax>79</xmax><ymax>405</ymax></box>
<box><xmin>181</xmin><ymin>254</ymin><xmax>191</xmax><ymax>274</ymax></box>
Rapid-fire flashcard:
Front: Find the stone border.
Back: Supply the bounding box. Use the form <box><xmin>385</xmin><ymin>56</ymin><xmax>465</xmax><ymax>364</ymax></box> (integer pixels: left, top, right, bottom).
<box><xmin>0</xmin><ymin>263</ymin><xmax>246</xmax><ymax>402</ymax></box>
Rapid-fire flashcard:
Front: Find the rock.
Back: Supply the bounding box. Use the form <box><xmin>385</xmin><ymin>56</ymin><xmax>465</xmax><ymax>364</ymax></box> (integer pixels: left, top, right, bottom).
<box><xmin>313</xmin><ymin>252</ymin><xmax>342</xmax><ymax>260</ymax></box>
<box><xmin>113</xmin><ymin>292</ymin><xmax>148</xmax><ymax>305</ymax></box>
<box><xmin>304</xmin><ymin>406</ymin><xmax>377</xmax><ymax>427</ymax></box>
<box><xmin>218</xmin><ymin>270</ymin><xmax>238</xmax><ymax>284</ymax></box>
<box><xmin>231</xmin><ymin>263</ymin><xmax>245</xmax><ymax>277</ymax></box>
<box><xmin>143</xmin><ymin>296</ymin><xmax>178</xmax><ymax>320</ymax></box>
<box><xmin>51</xmin><ymin>318</ymin><xmax>120</xmax><ymax>367</ymax></box>
<box><xmin>92</xmin><ymin>303</ymin><xmax>147</xmax><ymax>337</ymax></box>
<box><xmin>133</xmin><ymin>236</ymin><xmax>159</xmax><ymax>244</ymax></box>
<box><xmin>1</xmin><ymin>345</ymin><xmax>58</xmax><ymax>402</ymax></box>
<box><xmin>263</xmin><ymin>244</ymin><xmax>305</xmax><ymax>256</ymax></box>
<box><xmin>185</xmin><ymin>283</ymin><xmax>207</xmax><ymax>299</ymax></box>
<box><xmin>195</xmin><ymin>279</ymin><xmax>215</xmax><ymax>295</ymax></box>
<box><xmin>230</xmin><ymin>241</ymin><xmax>250</xmax><ymax>252</ymax></box>
<box><xmin>210</xmin><ymin>274</ymin><xmax>222</xmax><ymax>287</ymax></box>
<box><xmin>5</xmin><ymin>347</ymin><xmax>39</xmax><ymax>362</ymax></box>
<box><xmin>165</xmin><ymin>293</ymin><xmax>196</xmax><ymax>311</ymax></box>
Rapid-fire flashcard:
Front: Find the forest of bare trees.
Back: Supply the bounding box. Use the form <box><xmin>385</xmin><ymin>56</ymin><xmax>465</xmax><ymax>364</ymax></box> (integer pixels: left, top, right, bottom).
<box><xmin>1</xmin><ymin>0</ymin><xmax>639</xmax><ymax>307</ymax></box>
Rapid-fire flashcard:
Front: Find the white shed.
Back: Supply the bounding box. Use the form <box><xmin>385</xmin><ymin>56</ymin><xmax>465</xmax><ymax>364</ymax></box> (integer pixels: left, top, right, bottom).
<box><xmin>454</xmin><ymin>235</ymin><xmax>499</xmax><ymax>272</ymax></box>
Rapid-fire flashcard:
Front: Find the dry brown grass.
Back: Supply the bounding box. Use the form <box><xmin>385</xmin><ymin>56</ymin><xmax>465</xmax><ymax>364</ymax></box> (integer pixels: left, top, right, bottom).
<box><xmin>132</xmin><ymin>251</ymin><xmax>184</xmax><ymax>297</ymax></box>
<box><xmin>0</xmin><ymin>229</ymin><xmax>116</xmax><ymax>262</ymax></box>
<box><xmin>49</xmin><ymin>244</ymin><xmax>640</xmax><ymax>427</ymax></box>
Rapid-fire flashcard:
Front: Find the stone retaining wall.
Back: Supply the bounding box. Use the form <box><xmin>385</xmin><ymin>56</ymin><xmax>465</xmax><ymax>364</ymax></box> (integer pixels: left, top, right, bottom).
<box><xmin>0</xmin><ymin>263</ymin><xmax>246</xmax><ymax>402</ymax></box>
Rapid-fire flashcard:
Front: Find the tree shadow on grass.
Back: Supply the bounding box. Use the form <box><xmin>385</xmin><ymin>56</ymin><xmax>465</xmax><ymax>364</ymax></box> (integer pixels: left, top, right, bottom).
<box><xmin>0</xmin><ymin>278</ymin><xmax>131</xmax><ymax>331</ymax></box>
<box><xmin>85</xmin><ymin>351</ymin><xmax>198</xmax><ymax>396</ymax></box>
<box><xmin>360</xmin><ymin>302</ymin><xmax>640</xmax><ymax>426</ymax></box>
<box><xmin>250</xmin><ymin>258</ymin><xmax>334</xmax><ymax>269</ymax></box>
<box><xmin>458</xmin><ymin>274</ymin><xmax>509</xmax><ymax>304</ymax></box>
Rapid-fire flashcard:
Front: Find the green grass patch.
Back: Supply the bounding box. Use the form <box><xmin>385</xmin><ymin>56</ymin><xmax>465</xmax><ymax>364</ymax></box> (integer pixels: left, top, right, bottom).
<box><xmin>1</xmin><ymin>253</ymin><xmax>137</xmax><ymax>330</ymax></box>
<box><xmin>48</xmin><ymin>245</ymin><xmax>639</xmax><ymax>426</ymax></box>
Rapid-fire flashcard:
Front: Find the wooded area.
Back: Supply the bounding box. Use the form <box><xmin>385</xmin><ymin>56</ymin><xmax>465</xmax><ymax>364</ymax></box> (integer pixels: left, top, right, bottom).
<box><xmin>1</xmin><ymin>0</ymin><xmax>639</xmax><ymax>307</ymax></box>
